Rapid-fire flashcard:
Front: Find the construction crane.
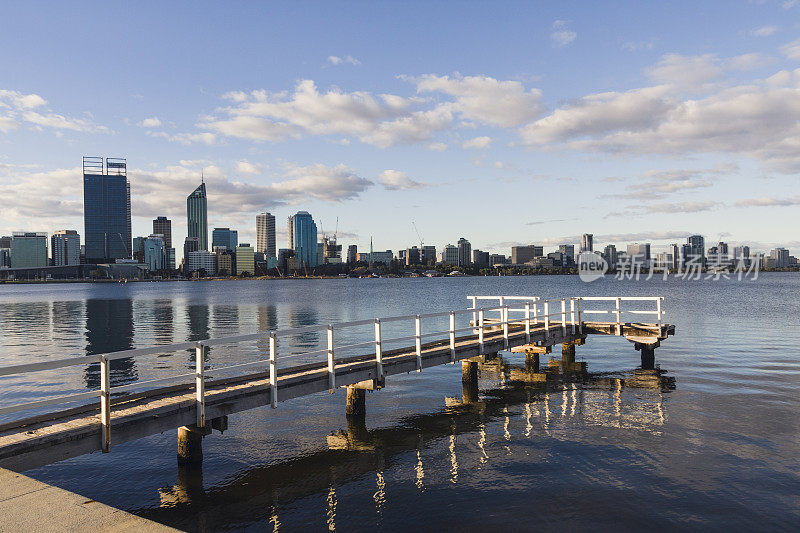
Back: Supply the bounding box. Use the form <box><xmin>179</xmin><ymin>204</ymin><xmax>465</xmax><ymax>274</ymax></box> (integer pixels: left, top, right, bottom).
<box><xmin>412</xmin><ymin>221</ymin><xmax>425</xmax><ymax>264</ymax></box>
<box><xmin>333</xmin><ymin>217</ymin><xmax>338</xmax><ymax>244</ymax></box>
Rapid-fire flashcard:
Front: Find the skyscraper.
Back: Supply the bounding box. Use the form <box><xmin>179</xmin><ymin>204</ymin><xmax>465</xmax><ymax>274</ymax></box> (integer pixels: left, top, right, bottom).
<box><xmin>256</xmin><ymin>212</ymin><xmax>276</xmax><ymax>258</ymax></box>
<box><xmin>187</xmin><ymin>182</ymin><xmax>208</xmax><ymax>250</ymax></box>
<box><xmin>288</xmin><ymin>211</ymin><xmax>318</xmax><ymax>268</ymax></box>
<box><xmin>152</xmin><ymin>217</ymin><xmax>172</xmax><ymax>249</ymax></box>
<box><xmin>347</xmin><ymin>244</ymin><xmax>357</xmax><ymax>264</ymax></box>
<box><xmin>457</xmin><ymin>237</ymin><xmax>472</xmax><ymax>266</ymax></box>
<box><xmin>581</xmin><ymin>234</ymin><xmax>593</xmax><ymax>252</ymax></box>
<box><xmin>686</xmin><ymin>235</ymin><xmax>705</xmax><ymax>265</ymax></box>
<box><xmin>10</xmin><ymin>232</ymin><xmax>48</xmax><ymax>268</ymax></box>
<box><xmin>212</xmin><ymin>227</ymin><xmax>238</xmax><ymax>251</ymax></box>
<box><xmin>83</xmin><ymin>157</ymin><xmax>131</xmax><ymax>263</ymax></box>
<box><xmin>51</xmin><ymin>230</ymin><xmax>81</xmax><ymax>266</ymax></box>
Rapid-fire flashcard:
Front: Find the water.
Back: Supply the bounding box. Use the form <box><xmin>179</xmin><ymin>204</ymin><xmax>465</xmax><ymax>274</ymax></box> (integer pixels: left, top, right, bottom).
<box><xmin>1</xmin><ymin>275</ymin><xmax>799</xmax><ymax>530</ymax></box>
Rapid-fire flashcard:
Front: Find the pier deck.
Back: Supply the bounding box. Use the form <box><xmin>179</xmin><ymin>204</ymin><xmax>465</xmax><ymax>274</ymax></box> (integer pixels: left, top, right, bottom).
<box><xmin>0</xmin><ymin>296</ymin><xmax>674</xmax><ymax>472</ymax></box>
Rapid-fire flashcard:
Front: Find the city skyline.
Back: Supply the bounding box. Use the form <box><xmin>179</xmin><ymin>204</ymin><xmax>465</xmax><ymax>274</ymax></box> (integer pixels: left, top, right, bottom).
<box><xmin>1</xmin><ymin>2</ymin><xmax>800</xmax><ymax>255</ymax></box>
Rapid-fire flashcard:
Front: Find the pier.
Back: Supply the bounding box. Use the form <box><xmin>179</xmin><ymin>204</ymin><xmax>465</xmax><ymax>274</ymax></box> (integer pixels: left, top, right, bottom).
<box><xmin>0</xmin><ymin>296</ymin><xmax>674</xmax><ymax>472</ymax></box>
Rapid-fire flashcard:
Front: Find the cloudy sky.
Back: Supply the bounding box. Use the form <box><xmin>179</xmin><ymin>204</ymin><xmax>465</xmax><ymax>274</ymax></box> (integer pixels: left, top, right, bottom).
<box><xmin>1</xmin><ymin>1</ymin><xmax>799</xmax><ymax>259</ymax></box>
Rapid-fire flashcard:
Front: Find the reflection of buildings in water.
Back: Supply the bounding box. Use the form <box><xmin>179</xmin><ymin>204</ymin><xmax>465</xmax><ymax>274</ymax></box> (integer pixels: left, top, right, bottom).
<box><xmin>212</xmin><ymin>305</ymin><xmax>240</xmax><ymax>335</ymax></box>
<box><xmin>287</xmin><ymin>306</ymin><xmax>321</xmax><ymax>353</ymax></box>
<box><xmin>84</xmin><ymin>299</ymin><xmax>136</xmax><ymax>388</ymax></box>
<box><xmin>150</xmin><ymin>299</ymin><xmax>174</xmax><ymax>345</ymax></box>
<box><xmin>256</xmin><ymin>305</ymin><xmax>278</xmax><ymax>358</ymax></box>
<box><xmin>186</xmin><ymin>305</ymin><xmax>210</xmax><ymax>362</ymax></box>
<box><xmin>51</xmin><ymin>300</ymin><xmax>85</xmax><ymax>345</ymax></box>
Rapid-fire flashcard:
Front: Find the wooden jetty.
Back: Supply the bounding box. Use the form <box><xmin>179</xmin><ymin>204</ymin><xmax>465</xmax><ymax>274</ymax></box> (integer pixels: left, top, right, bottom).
<box><xmin>0</xmin><ymin>296</ymin><xmax>674</xmax><ymax>472</ymax></box>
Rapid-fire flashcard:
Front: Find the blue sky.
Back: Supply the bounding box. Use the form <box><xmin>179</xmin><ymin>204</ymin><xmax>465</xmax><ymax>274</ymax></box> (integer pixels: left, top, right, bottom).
<box><xmin>1</xmin><ymin>1</ymin><xmax>799</xmax><ymax>259</ymax></box>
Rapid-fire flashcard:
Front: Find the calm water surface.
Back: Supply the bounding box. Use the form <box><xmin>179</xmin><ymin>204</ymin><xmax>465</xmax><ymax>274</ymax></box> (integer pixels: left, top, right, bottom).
<box><xmin>1</xmin><ymin>275</ymin><xmax>799</xmax><ymax>531</ymax></box>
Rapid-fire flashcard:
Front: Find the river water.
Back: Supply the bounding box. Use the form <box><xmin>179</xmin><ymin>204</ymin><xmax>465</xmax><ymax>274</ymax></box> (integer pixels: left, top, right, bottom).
<box><xmin>0</xmin><ymin>274</ymin><xmax>798</xmax><ymax>530</ymax></box>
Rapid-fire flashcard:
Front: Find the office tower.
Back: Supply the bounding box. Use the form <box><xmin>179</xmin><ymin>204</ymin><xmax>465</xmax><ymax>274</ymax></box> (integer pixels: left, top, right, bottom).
<box><xmin>717</xmin><ymin>242</ymin><xmax>728</xmax><ymax>255</ymax></box>
<box><xmin>733</xmin><ymin>246</ymin><xmax>750</xmax><ymax>262</ymax></box>
<box><xmin>626</xmin><ymin>243</ymin><xmax>651</xmax><ymax>267</ymax></box>
<box><xmin>603</xmin><ymin>244</ymin><xmax>618</xmax><ymax>267</ymax></box>
<box><xmin>511</xmin><ymin>245</ymin><xmax>543</xmax><ymax>265</ymax></box>
<box><xmin>489</xmin><ymin>254</ymin><xmax>506</xmax><ymax>265</ymax></box>
<box><xmin>422</xmin><ymin>245</ymin><xmax>436</xmax><ymax>266</ymax></box>
<box><xmin>473</xmin><ymin>249</ymin><xmax>490</xmax><ymax>266</ymax></box>
<box><xmin>166</xmin><ymin>248</ymin><xmax>175</xmax><ymax>271</ymax></box>
<box><xmin>457</xmin><ymin>238</ymin><xmax>472</xmax><ymax>266</ymax></box>
<box><xmin>288</xmin><ymin>211</ymin><xmax>318</xmax><ymax>268</ymax></box>
<box><xmin>770</xmin><ymin>248</ymin><xmax>790</xmax><ymax>268</ymax></box>
<box><xmin>212</xmin><ymin>227</ymin><xmax>238</xmax><ymax>251</ymax></box>
<box><xmin>581</xmin><ymin>234</ymin><xmax>593</xmax><ymax>252</ymax></box>
<box><xmin>321</xmin><ymin>236</ymin><xmax>342</xmax><ymax>264</ymax></box>
<box><xmin>559</xmin><ymin>244</ymin><xmax>575</xmax><ymax>265</ymax></box>
<box><xmin>0</xmin><ymin>236</ymin><xmax>11</xmax><ymax>249</ymax></box>
<box><xmin>235</xmin><ymin>243</ymin><xmax>255</xmax><ymax>275</ymax></box>
<box><xmin>686</xmin><ymin>235</ymin><xmax>705</xmax><ymax>265</ymax></box>
<box><xmin>256</xmin><ymin>212</ymin><xmax>276</xmax><ymax>258</ymax></box>
<box><xmin>132</xmin><ymin>237</ymin><xmax>146</xmax><ymax>263</ymax></box>
<box><xmin>143</xmin><ymin>234</ymin><xmax>166</xmax><ymax>271</ymax></box>
<box><xmin>187</xmin><ymin>182</ymin><xmax>208</xmax><ymax>250</ymax></box>
<box><xmin>183</xmin><ymin>237</ymin><xmax>200</xmax><ymax>269</ymax></box>
<box><xmin>187</xmin><ymin>250</ymin><xmax>216</xmax><ymax>275</ymax></box>
<box><xmin>51</xmin><ymin>230</ymin><xmax>80</xmax><ymax>266</ymax></box>
<box><xmin>441</xmin><ymin>244</ymin><xmax>459</xmax><ymax>265</ymax></box>
<box><xmin>405</xmin><ymin>246</ymin><xmax>421</xmax><ymax>265</ymax></box>
<box><xmin>10</xmin><ymin>232</ymin><xmax>48</xmax><ymax>268</ymax></box>
<box><xmin>669</xmin><ymin>244</ymin><xmax>680</xmax><ymax>270</ymax></box>
<box><xmin>83</xmin><ymin>156</ymin><xmax>131</xmax><ymax>262</ymax></box>
<box><xmin>347</xmin><ymin>244</ymin><xmax>357</xmax><ymax>264</ymax></box>
<box><xmin>0</xmin><ymin>248</ymin><xmax>9</xmax><ymax>268</ymax></box>
<box><xmin>152</xmin><ymin>217</ymin><xmax>172</xmax><ymax>249</ymax></box>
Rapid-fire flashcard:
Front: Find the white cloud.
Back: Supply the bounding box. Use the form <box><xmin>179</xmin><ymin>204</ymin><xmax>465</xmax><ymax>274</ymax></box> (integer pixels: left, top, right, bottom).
<box><xmin>734</xmin><ymin>196</ymin><xmax>800</xmax><ymax>207</ymax></box>
<box><xmin>327</xmin><ymin>55</ymin><xmax>361</xmax><ymax>66</ymax></box>
<box><xmin>138</xmin><ymin>117</ymin><xmax>162</xmax><ymax>128</ymax></box>
<box><xmin>780</xmin><ymin>38</ymin><xmax>800</xmax><ymax>60</ymax></box>
<box><xmin>0</xmin><ymin>90</ymin><xmax>107</xmax><ymax>134</ymax></box>
<box><xmin>426</xmin><ymin>142</ymin><xmax>448</xmax><ymax>152</ymax></box>
<box><xmin>751</xmin><ymin>25</ymin><xmax>779</xmax><ymax>37</ymax></box>
<box><xmin>647</xmin><ymin>200</ymin><xmax>719</xmax><ymax>213</ymax></box>
<box><xmin>622</xmin><ymin>39</ymin><xmax>655</xmax><ymax>51</ymax></box>
<box><xmin>462</xmin><ymin>136</ymin><xmax>493</xmax><ymax>149</ymax></box>
<box><xmin>551</xmin><ymin>20</ymin><xmax>576</xmax><ymax>47</ymax></box>
<box><xmin>235</xmin><ymin>160</ymin><xmax>262</xmax><ymax>174</ymax></box>
<box><xmin>377</xmin><ymin>170</ymin><xmax>427</xmax><ymax>190</ymax></box>
<box><xmin>147</xmin><ymin>130</ymin><xmax>217</xmax><ymax>145</ymax></box>
<box><xmin>413</xmin><ymin>74</ymin><xmax>544</xmax><ymax>127</ymax></box>
<box><xmin>646</xmin><ymin>54</ymin><xmax>724</xmax><ymax>87</ymax></box>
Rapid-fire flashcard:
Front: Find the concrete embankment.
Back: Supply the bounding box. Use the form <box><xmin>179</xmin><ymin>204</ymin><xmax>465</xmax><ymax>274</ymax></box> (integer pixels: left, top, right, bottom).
<box><xmin>0</xmin><ymin>468</ymin><xmax>178</xmax><ymax>532</ymax></box>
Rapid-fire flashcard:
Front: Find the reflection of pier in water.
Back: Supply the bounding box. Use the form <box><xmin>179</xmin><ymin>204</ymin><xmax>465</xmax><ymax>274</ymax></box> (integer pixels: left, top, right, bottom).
<box><xmin>146</xmin><ymin>352</ymin><xmax>676</xmax><ymax>531</ymax></box>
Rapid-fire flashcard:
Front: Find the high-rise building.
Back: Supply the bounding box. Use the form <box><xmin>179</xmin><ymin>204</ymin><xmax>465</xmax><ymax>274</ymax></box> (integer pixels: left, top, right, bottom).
<box><xmin>256</xmin><ymin>212</ymin><xmax>276</xmax><ymax>258</ymax></box>
<box><xmin>473</xmin><ymin>249</ymin><xmax>490</xmax><ymax>266</ymax></box>
<box><xmin>603</xmin><ymin>244</ymin><xmax>618</xmax><ymax>267</ymax></box>
<box><xmin>83</xmin><ymin>156</ymin><xmax>131</xmax><ymax>263</ymax></box>
<box><xmin>187</xmin><ymin>182</ymin><xmax>208</xmax><ymax>250</ymax></box>
<box><xmin>581</xmin><ymin>234</ymin><xmax>593</xmax><ymax>252</ymax></box>
<box><xmin>441</xmin><ymin>244</ymin><xmax>459</xmax><ymax>265</ymax></box>
<box><xmin>0</xmin><ymin>236</ymin><xmax>11</xmax><ymax>249</ymax></box>
<box><xmin>489</xmin><ymin>254</ymin><xmax>506</xmax><ymax>266</ymax></box>
<box><xmin>626</xmin><ymin>243</ymin><xmax>651</xmax><ymax>267</ymax></box>
<box><xmin>669</xmin><ymin>244</ymin><xmax>680</xmax><ymax>270</ymax></box>
<box><xmin>144</xmin><ymin>234</ymin><xmax>166</xmax><ymax>271</ymax></box>
<box><xmin>288</xmin><ymin>211</ymin><xmax>318</xmax><ymax>268</ymax></box>
<box><xmin>422</xmin><ymin>245</ymin><xmax>436</xmax><ymax>266</ymax></box>
<box><xmin>321</xmin><ymin>237</ymin><xmax>342</xmax><ymax>264</ymax></box>
<box><xmin>0</xmin><ymin>248</ymin><xmax>9</xmax><ymax>268</ymax></box>
<box><xmin>511</xmin><ymin>245</ymin><xmax>543</xmax><ymax>265</ymax></box>
<box><xmin>457</xmin><ymin>238</ymin><xmax>472</xmax><ymax>266</ymax></box>
<box><xmin>235</xmin><ymin>243</ymin><xmax>255</xmax><ymax>275</ymax></box>
<box><xmin>559</xmin><ymin>244</ymin><xmax>576</xmax><ymax>266</ymax></box>
<box><xmin>212</xmin><ymin>227</ymin><xmax>238</xmax><ymax>251</ymax></box>
<box><xmin>51</xmin><ymin>230</ymin><xmax>80</xmax><ymax>266</ymax></box>
<box><xmin>10</xmin><ymin>232</ymin><xmax>48</xmax><ymax>268</ymax></box>
<box><xmin>152</xmin><ymin>217</ymin><xmax>172</xmax><ymax>249</ymax></box>
<box><xmin>347</xmin><ymin>244</ymin><xmax>357</xmax><ymax>264</ymax></box>
<box><xmin>770</xmin><ymin>248</ymin><xmax>790</xmax><ymax>268</ymax></box>
<box><xmin>686</xmin><ymin>235</ymin><xmax>705</xmax><ymax>266</ymax></box>
<box><xmin>183</xmin><ymin>237</ymin><xmax>200</xmax><ymax>269</ymax></box>
<box><xmin>187</xmin><ymin>250</ymin><xmax>216</xmax><ymax>275</ymax></box>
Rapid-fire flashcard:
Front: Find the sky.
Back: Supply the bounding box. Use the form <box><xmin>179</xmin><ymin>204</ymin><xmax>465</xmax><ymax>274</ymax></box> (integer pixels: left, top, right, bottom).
<box><xmin>1</xmin><ymin>0</ymin><xmax>799</xmax><ymax>260</ymax></box>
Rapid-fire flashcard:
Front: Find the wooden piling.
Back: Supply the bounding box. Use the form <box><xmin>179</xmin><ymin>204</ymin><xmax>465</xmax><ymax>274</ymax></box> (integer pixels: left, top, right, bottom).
<box><xmin>562</xmin><ymin>343</ymin><xmax>576</xmax><ymax>365</ymax></box>
<box><xmin>640</xmin><ymin>345</ymin><xmax>655</xmax><ymax>370</ymax></box>
<box><xmin>345</xmin><ymin>386</ymin><xmax>366</xmax><ymax>417</ymax></box>
<box><xmin>177</xmin><ymin>425</ymin><xmax>209</xmax><ymax>465</ymax></box>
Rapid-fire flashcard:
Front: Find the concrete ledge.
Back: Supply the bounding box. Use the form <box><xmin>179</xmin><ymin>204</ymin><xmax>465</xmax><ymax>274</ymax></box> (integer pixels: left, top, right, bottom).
<box><xmin>0</xmin><ymin>468</ymin><xmax>178</xmax><ymax>532</ymax></box>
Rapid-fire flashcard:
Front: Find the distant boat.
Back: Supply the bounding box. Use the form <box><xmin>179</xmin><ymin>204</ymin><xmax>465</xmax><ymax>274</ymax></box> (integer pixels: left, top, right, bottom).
<box><xmin>423</xmin><ymin>270</ymin><xmax>440</xmax><ymax>277</ymax></box>
<box><xmin>448</xmin><ymin>270</ymin><xmax>465</xmax><ymax>277</ymax></box>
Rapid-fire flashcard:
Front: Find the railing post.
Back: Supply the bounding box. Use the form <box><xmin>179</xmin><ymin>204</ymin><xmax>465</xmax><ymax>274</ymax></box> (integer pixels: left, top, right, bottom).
<box><xmin>533</xmin><ymin>299</ymin><xmax>539</xmax><ymax>325</ymax></box>
<box><xmin>471</xmin><ymin>296</ymin><xmax>478</xmax><ymax>325</ymax></box>
<box><xmin>269</xmin><ymin>332</ymin><xmax>278</xmax><ymax>408</ymax></box>
<box><xmin>327</xmin><ymin>324</ymin><xmax>335</xmax><ymax>391</ymax></box>
<box><xmin>449</xmin><ymin>311</ymin><xmax>456</xmax><ymax>363</ymax></box>
<box><xmin>570</xmin><ymin>299</ymin><xmax>576</xmax><ymax>334</ymax></box>
<box><xmin>196</xmin><ymin>342</ymin><xmax>205</xmax><ymax>428</ymax></box>
<box><xmin>524</xmin><ymin>302</ymin><xmax>531</xmax><ymax>344</ymax></box>
<box><xmin>478</xmin><ymin>309</ymin><xmax>485</xmax><ymax>355</ymax></box>
<box><xmin>657</xmin><ymin>297</ymin><xmax>663</xmax><ymax>329</ymax></box>
<box><xmin>544</xmin><ymin>302</ymin><xmax>550</xmax><ymax>339</ymax></box>
<box><xmin>577</xmin><ymin>298</ymin><xmax>583</xmax><ymax>334</ymax></box>
<box><xmin>415</xmin><ymin>315</ymin><xmax>422</xmax><ymax>372</ymax></box>
<box><xmin>561</xmin><ymin>300</ymin><xmax>567</xmax><ymax>337</ymax></box>
<box><xmin>502</xmin><ymin>306</ymin><xmax>509</xmax><ymax>349</ymax></box>
<box><xmin>616</xmin><ymin>297</ymin><xmax>622</xmax><ymax>334</ymax></box>
<box><xmin>374</xmin><ymin>319</ymin><xmax>383</xmax><ymax>378</ymax></box>
<box><xmin>99</xmin><ymin>354</ymin><xmax>111</xmax><ymax>453</ymax></box>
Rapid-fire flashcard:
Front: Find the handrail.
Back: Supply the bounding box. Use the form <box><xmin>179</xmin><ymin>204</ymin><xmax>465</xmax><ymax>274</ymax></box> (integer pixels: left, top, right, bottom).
<box><xmin>0</xmin><ymin>294</ymin><xmax>664</xmax><ymax>450</ymax></box>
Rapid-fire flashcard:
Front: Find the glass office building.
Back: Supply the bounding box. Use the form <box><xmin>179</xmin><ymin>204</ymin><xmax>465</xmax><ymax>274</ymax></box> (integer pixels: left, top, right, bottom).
<box><xmin>187</xmin><ymin>183</ymin><xmax>208</xmax><ymax>251</ymax></box>
<box><xmin>83</xmin><ymin>157</ymin><xmax>131</xmax><ymax>263</ymax></box>
<box><xmin>212</xmin><ymin>227</ymin><xmax>238</xmax><ymax>251</ymax></box>
<box><xmin>288</xmin><ymin>211</ymin><xmax>318</xmax><ymax>268</ymax></box>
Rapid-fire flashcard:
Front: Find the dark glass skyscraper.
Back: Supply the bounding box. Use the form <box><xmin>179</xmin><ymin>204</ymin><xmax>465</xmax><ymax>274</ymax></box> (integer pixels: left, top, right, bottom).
<box><xmin>187</xmin><ymin>182</ymin><xmax>208</xmax><ymax>250</ymax></box>
<box><xmin>83</xmin><ymin>156</ymin><xmax>131</xmax><ymax>263</ymax></box>
<box><xmin>288</xmin><ymin>211</ymin><xmax>318</xmax><ymax>268</ymax></box>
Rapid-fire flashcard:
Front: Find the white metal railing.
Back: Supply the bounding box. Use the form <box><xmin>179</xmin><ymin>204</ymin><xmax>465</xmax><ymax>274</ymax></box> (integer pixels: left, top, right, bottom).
<box><xmin>0</xmin><ymin>295</ymin><xmax>663</xmax><ymax>453</ymax></box>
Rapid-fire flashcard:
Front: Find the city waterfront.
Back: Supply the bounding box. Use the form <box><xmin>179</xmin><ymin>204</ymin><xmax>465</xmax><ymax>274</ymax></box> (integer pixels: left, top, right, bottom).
<box><xmin>0</xmin><ymin>274</ymin><xmax>798</xmax><ymax>530</ymax></box>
